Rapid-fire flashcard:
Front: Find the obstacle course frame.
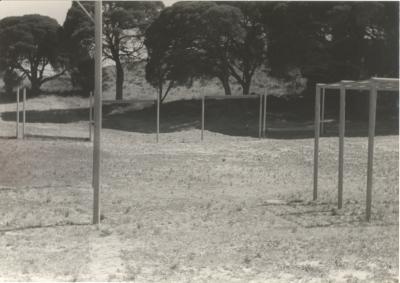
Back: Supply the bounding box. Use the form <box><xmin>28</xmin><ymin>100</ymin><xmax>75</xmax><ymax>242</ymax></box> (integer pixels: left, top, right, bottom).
<box><xmin>313</xmin><ymin>77</ymin><xmax>399</xmax><ymax>221</ymax></box>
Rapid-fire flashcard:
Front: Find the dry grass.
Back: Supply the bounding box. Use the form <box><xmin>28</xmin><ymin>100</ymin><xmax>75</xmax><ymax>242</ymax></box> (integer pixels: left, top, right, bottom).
<box><xmin>0</xmin><ymin>95</ymin><xmax>398</xmax><ymax>282</ymax></box>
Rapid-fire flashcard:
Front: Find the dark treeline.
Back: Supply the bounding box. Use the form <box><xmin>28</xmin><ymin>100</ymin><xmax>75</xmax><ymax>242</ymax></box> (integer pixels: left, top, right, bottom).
<box><xmin>0</xmin><ymin>1</ymin><xmax>398</xmax><ymax>106</ymax></box>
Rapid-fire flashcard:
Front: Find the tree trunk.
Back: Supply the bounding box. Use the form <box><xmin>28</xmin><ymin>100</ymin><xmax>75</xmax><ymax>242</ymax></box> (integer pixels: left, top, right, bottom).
<box><xmin>115</xmin><ymin>59</ymin><xmax>124</xmax><ymax>100</ymax></box>
<box><xmin>220</xmin><ymin>76</ymin><xmax>231</xmax><ymax>95</ymax></box>
<box><xmin>242</xmin><ymin>81</ymin><xmax>251</xmax><ymax>95</ymax></box>
<box><xmin>30</xmin><ymin>77</ymin><xmax>41</xmax><ymax>96</ymax></box>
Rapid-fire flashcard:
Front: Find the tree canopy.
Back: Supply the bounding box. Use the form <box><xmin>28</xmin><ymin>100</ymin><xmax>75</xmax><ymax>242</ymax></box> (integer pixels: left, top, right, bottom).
<box><xmin>145</xmin><ymin>1</ymin><xmax>267</xmax><ymax>99</ymax></box>
<box><xmin>262</xmin><ymin>2</ymin><xmax>399</xmax><ymax>88</ymax></box>
<box><xmin>0</xmin><ymin>14</ymin><xmax>66</xmax><ymax>95</ymax></box>
<box><xmin>63</xmin><ymin>1</ymin><xmax>164</xmax><ymax>99</ymax></box>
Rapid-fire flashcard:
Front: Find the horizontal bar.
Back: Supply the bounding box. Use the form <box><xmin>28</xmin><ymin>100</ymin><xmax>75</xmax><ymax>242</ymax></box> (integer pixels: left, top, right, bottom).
<box><xmin>321</xmin><ymin>86</ymin><xmax>398</xmax><ymax>92</ymax></box>
<box><xmin>371</xmin><ymin>77</ymin><xmax>400</xmax><ymax>82</ymax></box>
<box><xmin>204</xmin><ymin>95</ymin><xmax>260</xmax><ymax>100</ymax></box>
<box><xmin>102</xmin><ymin>99</ymin><xmax>155</xmax><ymax>105</ymax></box>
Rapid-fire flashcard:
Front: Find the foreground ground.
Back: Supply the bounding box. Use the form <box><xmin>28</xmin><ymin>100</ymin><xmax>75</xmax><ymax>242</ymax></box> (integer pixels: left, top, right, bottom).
<box><xmin>0</xmin><ymin>96</ymin><xmax>398</xmax><ymax>282</ymax></box>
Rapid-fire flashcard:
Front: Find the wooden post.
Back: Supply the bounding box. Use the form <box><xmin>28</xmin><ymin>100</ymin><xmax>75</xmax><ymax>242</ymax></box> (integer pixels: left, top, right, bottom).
<box><xmin>16</xmin><ymin>88</ymin><xmax>19</xmax><ymax>139</ymax></box>
<box><xmin>89</xmin><ymin>91</ymin><xmax>93</xmax><ymax>141</ymax></box>
<box><xmin>313</xmin><ymin>85</ymin><xmax>321</xmax><ymax>200</ymax></box>
<box><xmin>201</xmin><ymin>95</ymin><xmax>205</xmax><ymax>141</ymax></box>
<box><xmin>156</xmin><ymin>93</ymin><xmax>160</xmax><ymax>143</ymax></box>
<box><xmin>258</xmin><ymin>94</ymin><xmax>262</xmax><ymax>138</ymax></box>
<box><xmin>92</xmin><ymin>0</ymin><xmax>102</xmax><ymax>225</ymax></box>
<box><xmin>321</xmin><ymin>87</ymin><xmax>325</xmax><ymax>135</ymax></box>
<box><xmin>263</xmin><ymin>90</ymin><xmax>267</xmax><ymax>137</ymax></box>
<box><xmin>338</xmin><ymin>85</ymin><xmax>346</xmax><ymax>209</ymax></box>
<box><xmin>366</xmin><ymin>82</ymin><xmax>377</xmax><ymax>221</ymax></box>
<box><xmin>22</xmin><ymin>88</ymin><xmax>26</xmax><ymax>139</ymax></box>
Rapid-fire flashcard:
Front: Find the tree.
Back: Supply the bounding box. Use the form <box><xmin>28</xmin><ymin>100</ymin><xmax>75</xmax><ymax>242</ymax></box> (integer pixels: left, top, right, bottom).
<box><xmin>262</xmin><ymin>2</ymin><xmax>399</xmax><ymax>88</ymax></box>
<box><xmin>0</xmin><ymin>15</ymin><xmax>67</xmax><ymax>96</ymax></box>
<box><xmin>145</xmin><ymin>2</ymin><xmax>214</xmax><ymax>101</ymax></box>
<box><xmin>62</xmin><ymin>2</ymin><xmax>95</xmax><ymax>95</ymax></box>
<box><xmin>145</xmin><ymin>2</ymin><xmax>267</xmax><ymax>96</ymax></box>
<box><xmin>215</xmin><ymin>2</ymin><xmax>267</xmax><ymax>95</ymax></box>
<box><xmin>3</xmin><ymin>68</ymin><xmax>23</xmax><ymax>96</ymax></box>
<box><xmin>63</xmin><ymin>1</ymin><xmax>164</xmax><ymax>100</ymax></box>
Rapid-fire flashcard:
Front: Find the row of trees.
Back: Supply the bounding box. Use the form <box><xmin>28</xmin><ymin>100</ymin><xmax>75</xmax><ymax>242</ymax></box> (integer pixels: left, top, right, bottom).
<box><xmin>0</xmin><ymin>2</ymin><xmax>163</xmax><ymax>98</ymax></box>
<box><xmin>146</xmin><ymin>1</ymin><xmax>399</xmax><ymax>100</ymax></box>
<box><xmin>0</xmin><ymin>1</ymin><xmax>398</xmax><ymax>101</ymax></box>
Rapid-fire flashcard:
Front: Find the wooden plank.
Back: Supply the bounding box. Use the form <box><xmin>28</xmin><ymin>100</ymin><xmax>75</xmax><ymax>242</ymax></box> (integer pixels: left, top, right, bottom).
<box><xmin>313</xmin><ymin>85</ymin><xmax>321</xmax><ymax>200</ymax></box>
<box><xmin>320</xmin><ymin>87</ymin><xmax>325</xmax><ymax>135</ymax></box>
<box><xmin>22</xmin><ymin>88</ymin><xmax>26</xmax><ymax>139</ymax></box>
<box><xmin>201</xmin><ymin>95</ymin><xmax>205</xmax><ymax>141</ymax></box>
<box><xmin>338</xmin><ymin>86</ymin><xmax>346</xmax><ymax>209</ymax></box>
<box><xmin>16</xmin><ymin>88</ymin><xmax>19</xmax><ymax>139</ymax></box>
<box><xmin>366</xmin><ymin>83</ymin><xmax>377</xmax><ymax>221</ymax></box>
<box><xmin>92</xmin><ymin>0</ymin><xmax>102</xmax><ymax>225</ymax></box>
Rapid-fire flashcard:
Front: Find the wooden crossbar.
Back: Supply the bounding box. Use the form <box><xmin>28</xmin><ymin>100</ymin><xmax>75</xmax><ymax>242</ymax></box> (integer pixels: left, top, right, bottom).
<box><xmin>204</xmin><ymin>95</ymin><xmax>260</xmax><ymax>100</ymax></box>
<box><xmin>102</xmin><ymin>99</ymin><xmax>155</xmax><ymax>105</ymax></box>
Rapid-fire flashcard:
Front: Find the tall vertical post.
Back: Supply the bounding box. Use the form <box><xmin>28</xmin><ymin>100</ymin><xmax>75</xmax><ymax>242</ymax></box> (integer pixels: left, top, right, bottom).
<box><xmin>258</xmin><ymin>94</ymin><xmax>262</xmax><ymax>138</ymax></box>
<box><xmin>338</xmin><ymin>85</ymin><xmax>346</xmax><ymax>209</ymax></box>
<box><xmin>263</xmin><ymin>89</ymin><xmax>267</xmax><ymax>137</ymax></box>
<box><xmin>16</xmin><ymin>88</ymin><xmax>20</xmax><ymax>139</ymax></box>
<box><xmin>321</xmin><ymin>87</ymin><xmax>325</xmax><ymax>135</ymax></box>
<box><xmin>156</xmin><ymin>93</ymin><xmax>160</xmax><ymax>143</ymax></box>
<box><xmin>92</xmin><ymin>0</ymin><xmax>102</xmax><ymax>225</ymax></box>
<box><xmin>22</xmin><ymin>88</ymin><xmax>26</xmax><ymax>139</ymax></box>
<box><xmin>313</xmin><ymin>85</ymin><xmax>321</xmax><ymax>200</ymax></box>
<box><xmin>366</xmin><ymin>82</ymin><xmax>377</xmax><ymax>221</ymax></box>
<box><xmin>201</xmin><ymin>95</ymin><xmax>205</xmax><ymax>141</ymax></box>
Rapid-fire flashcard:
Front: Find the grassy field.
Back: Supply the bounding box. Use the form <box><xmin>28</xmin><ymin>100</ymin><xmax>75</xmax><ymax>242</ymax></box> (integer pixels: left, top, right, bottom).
<box><xmin>0</xmin><ymin>93</ymin><xmax>398</xmax><ymax>282</ymax></box>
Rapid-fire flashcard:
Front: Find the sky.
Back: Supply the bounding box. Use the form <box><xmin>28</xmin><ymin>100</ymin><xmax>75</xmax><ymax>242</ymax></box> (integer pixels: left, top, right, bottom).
<box><xmin>0</xmin><ymin>0</ymin><xmax>178</xmax><ymax>25</ymax></box>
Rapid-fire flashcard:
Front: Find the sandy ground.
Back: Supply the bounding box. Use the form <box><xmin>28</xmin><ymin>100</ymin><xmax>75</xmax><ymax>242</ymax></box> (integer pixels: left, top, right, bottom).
<box><xmin>0</xmin><ymin>96</ymin><xmax>398</xmax><ymax>282</ymax></box>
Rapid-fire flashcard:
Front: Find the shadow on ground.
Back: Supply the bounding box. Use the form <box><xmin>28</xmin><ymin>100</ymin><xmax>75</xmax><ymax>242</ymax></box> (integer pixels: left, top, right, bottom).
<box><xmin>0</xmin><ymin>222</ymin><xmax>91</xmax><ymax>233</ymax></box>
<box><xmin>1</xmin><ymin>98</ymin><xmax>398</xmax><ymax>139</ymax></box>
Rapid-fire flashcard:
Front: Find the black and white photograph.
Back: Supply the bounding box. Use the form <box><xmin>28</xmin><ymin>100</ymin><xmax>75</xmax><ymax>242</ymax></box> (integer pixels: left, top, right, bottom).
<box><xmin>0</xmin><ymin>0</ymin><xmax>398</xmax><ymax>281</ymax></box>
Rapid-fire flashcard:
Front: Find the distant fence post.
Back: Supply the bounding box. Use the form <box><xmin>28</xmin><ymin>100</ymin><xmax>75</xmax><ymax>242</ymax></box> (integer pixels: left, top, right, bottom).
<box><xmin>313</xmin><ymin>85</ymin><xmax>321</xmax><ymax>201</ymax></box>
<box><xmin>366</xmin><ymin>82</ymin><xmax>377</xmax><ymax>221</ymax></box>
<box><xmin>338</xmin><ymin>85</ymin><xmax>346</xmax><ymax>209</ymax></box>
<box><xmin>156</xmin><ymin>93</ymin><xmax>160</xmax><ymax>143</ymax></box>
<box><xmin>201</xmin><ymin>95</ymin><xmax>205</xmax><ymax>141</ymax></box>
<box><xmin>16</xmin><ymin>88</ymin><xmax>20</xmax><ymax>139</ymax></box>
<box><xmin>263</xmin><ymin>89</ymin><xmax>267</xmax><ymax>137</ymax></box>
<box><xmin>321</xmin><ymin>88</ymin><xmax>326</xmax><ymax>135</ymax></box>
<box><xmin>258</xmin><ymin>94</ymin><xmax>262</xmax><ymax>138</ymax></box>
<box><xmin>89</xmin><ymin>91</ymin><xmax>93</xmax><ymax>141</ymax></box>
<box><xmin>22</xmin><ymin>88</ymin><xmax>26</xmax><ymax>139</ymax></box>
